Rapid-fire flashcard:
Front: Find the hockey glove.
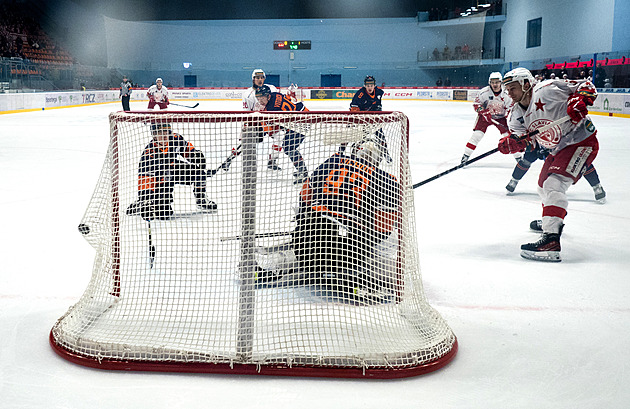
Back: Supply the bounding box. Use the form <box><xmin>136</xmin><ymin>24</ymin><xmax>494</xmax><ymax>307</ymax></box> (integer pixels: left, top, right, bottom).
<box><xmin>478</xmin><ymin>108</ymin><xmax>493</xmax><ymax>123</ymax></box>
<box><xmin>350</xmin><ymin>106</ymin><xmax>360</xmax><ymax>112</ymax></box>
<box><xmin>498</xmin><ymin>135</ymin><xmax>529</xmax><ymax>154</ymax></box>
<box><xmin>567</xmin><ymin>95</ymin><xmax>588</xmax><ymax>124</ymax></box>
<box><xmin>536</xmin><ymin>145</ymin><xmax>550</xmax><ymax>160</ymax></box>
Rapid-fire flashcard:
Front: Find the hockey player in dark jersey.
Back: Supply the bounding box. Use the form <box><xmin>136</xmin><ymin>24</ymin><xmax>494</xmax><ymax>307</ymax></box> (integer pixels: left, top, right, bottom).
<box><xmin>255</xmin><ymin>136</ymin><xmax>401</xmax><ymax>300</ymax></box>
<box><xmin>126</xmin><ymin>123</ymin><xmax>216</xmax><ymax>220</ymax></box>
<box><xmin>350</xmin><ymin>75</ymin><xmax>384</xmax><ymax>112</ymax></box>
<box><xmin>255</xmin><ymin>84</ymin><xmax>310</xmax><ymax>183</ymax></box>
<box><xmin>343</xmin><ymin>76</ymin><xmax>392</xmax><ymax>162</ymax></box>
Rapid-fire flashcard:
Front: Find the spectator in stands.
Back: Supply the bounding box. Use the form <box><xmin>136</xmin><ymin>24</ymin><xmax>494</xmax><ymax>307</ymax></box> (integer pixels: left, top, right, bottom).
<box><xmin>436</xmin><ymin>77</ymin><xmax>443</xmax><ymax>87</ymax></box>
<box><xmin>594</xmin><ymin>64</ymin><xmax>607</xmax><ymax>88</ymax></box>
<box><xmin>462</xmin><ymin>43</ymin><xmax>470</xmax><ymax>59</ymax></box>
<box><xmin>432</xmin><ymin>48</ymin><xmax>440</xmax><ymax>60</ymax></box>
<box><xmin>443</xmin><ymin>45</ymin><xmax>450</xmax><ymax>60</ymax></box>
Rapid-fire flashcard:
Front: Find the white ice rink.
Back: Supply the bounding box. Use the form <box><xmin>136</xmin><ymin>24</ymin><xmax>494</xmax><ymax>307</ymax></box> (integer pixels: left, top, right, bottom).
<box><xmin>1</xmin><ymin>98</ymin><xmax>629</xmax><ymax>408</ymax></box>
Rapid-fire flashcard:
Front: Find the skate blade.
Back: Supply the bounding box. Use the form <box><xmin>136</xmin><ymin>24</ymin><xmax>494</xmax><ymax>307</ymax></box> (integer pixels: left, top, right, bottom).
<box><xmin>520</xmin><ymin>250</ymin><xmax>561</xmax><ymax>262</ymax></box>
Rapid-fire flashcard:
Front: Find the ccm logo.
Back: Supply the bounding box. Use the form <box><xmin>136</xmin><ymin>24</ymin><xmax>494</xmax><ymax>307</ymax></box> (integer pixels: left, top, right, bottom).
<box><xmin>385</xmin><ymin>92</ymin><xmax>413</xmax><ymax>97</ymax></box>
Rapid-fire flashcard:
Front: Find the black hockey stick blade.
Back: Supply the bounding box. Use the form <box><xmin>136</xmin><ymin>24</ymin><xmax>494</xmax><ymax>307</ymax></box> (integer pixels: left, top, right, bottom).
<box><xmin>412</xmin><ymin>115</ymin><xmax>571</xmax><ymax>189</ymax></box>
<box><xmin>169</xmin><ymin>102</ymin><xmax>199</xmax><ymax>109</ymax></box>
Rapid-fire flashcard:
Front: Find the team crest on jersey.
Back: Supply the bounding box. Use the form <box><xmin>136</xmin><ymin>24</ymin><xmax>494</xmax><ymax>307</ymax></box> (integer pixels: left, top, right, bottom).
<box><xmin>585</xmin><ymin>119</ymin><xmax>595</xmax><ymax>133</ymax></box>
<box><xmin>531</xmin><ymin>119</ymin><xmax>561</xmax><ymax>149</ymax></box>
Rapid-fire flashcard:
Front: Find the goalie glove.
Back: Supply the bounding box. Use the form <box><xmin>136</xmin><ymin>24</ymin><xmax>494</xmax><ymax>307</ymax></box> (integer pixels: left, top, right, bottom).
<box><xmin>498</xmin><ymin>134</ymin><xmax>529</xmax><ymax>154</ymax></box>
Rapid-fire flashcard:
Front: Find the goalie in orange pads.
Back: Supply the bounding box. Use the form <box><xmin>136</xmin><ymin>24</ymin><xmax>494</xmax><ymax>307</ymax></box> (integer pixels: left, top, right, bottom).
<box><xmin>255</xmin><ymin>136</ymin><xmax>401</xmax><ymax>300</ymax></box>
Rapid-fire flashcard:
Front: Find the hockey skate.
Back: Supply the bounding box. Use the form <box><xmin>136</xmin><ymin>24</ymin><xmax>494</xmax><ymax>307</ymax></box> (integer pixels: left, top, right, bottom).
<box><xmin>254</xmin><ymin>266</ymin><xmax>285</xmax><ymax>287</ymax></box>
<box><xmin>460</xmin><ymin>154</ymin><xmax>470</xmax><ymax>164</ymax></box>
<box><xmin>126</xmin><ymin>200</ymin><xmax>173</xmax><ymax>220</ymax></box>
<box><xmin>352</xmin><ymin>285</ymin><xmax>394</xmax><ymax>305</ymax></box>
<box><xmin>593</xmin><ymin>184</ymin><xmax>606</xmax><ymax>204</ymax></box>
<box><xmin>196</xmin><ymin>197</ymin><xmax>217</xmax><ymax>212</ymax></box>
<box><xmin>505</xmin><ymin>178</ymin><xmax>519</xmax><ymax>194</ymax></box>
<box><xmin>520</xmin><ymin>232</ymin><xmax>561</xmax><ymax>262</ymax></box>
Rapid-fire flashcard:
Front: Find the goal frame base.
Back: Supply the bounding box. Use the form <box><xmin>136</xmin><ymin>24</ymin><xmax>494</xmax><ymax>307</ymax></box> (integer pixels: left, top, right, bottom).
<box><xmin>50</xmin><ymin>331</ymin><xmax>457</xmax><ymax>379</ymax></box>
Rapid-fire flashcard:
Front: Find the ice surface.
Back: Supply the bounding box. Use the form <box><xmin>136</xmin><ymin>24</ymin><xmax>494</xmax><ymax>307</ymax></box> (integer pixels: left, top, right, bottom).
<box><xmin>1</xmin><ymin>99</ymin><xmax>628</xmax><ymax>408</ymax></box>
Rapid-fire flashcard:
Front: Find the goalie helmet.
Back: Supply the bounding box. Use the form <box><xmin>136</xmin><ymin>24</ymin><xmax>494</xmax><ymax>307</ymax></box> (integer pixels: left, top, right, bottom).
<box><xmin>502</xmin><ymin>68</ymin><xmax>535</xmax><ymax>90</ymax></box>
<box><xmin>252</xmin><ymin>69</ymin><xmax>266</xmax><ymax>79</ymax></box>
<box><xmin>364</xmin><ymin>75</ymin><xmax>376</xmax><ymax>85</ymax></box>
<box><xmin>150</xmin><ymin>123</ymin><xmax>172</xmax><ymax>134</ymax></box>
<box><xmin>488</xmin><ymin>72</ymin><xmax>502</xmax><ymax>83</ymax></box>
<box><xmin>349</xmin><ymin>137</ymin><xmax>383</xmax><ymax>166</ymax></box>
<box><xmin>255</xmin><ymin>85</ymin><xmax>271</xmax><ymax>98</ymax></box>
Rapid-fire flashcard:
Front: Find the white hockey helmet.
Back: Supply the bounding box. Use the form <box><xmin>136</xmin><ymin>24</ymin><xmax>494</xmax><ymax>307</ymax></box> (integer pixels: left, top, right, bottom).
<box><xmin>502</xmin><ymin>68</ymin><xmax>535</xmax><ymax>90</ymax></box>
<box><xmin>349</xmin><ymin>137</ymin><xmax>383</xmax><ymax>166</ymax></box>
<box><xmin>156</xmin><ymin>77</ymin><xmax>163</xmax><ymax>83</ymax></box>
<box><xmin>252</xmin><ymin>69</ymin><xmax>266</xmax><ymax>80</ymax></box>
<box><xmin>488</xmin><ymin>72</ymin><xmax>502</xmax><ymax>83</ymax></box>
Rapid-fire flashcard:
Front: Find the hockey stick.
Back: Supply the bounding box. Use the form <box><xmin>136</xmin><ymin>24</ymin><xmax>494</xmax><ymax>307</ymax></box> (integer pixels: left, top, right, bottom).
<box><xmin>207</xmin><ymin>144</ymin><xmax>242</xmax><ymax>176</ymax></box>
<box><xmin>169</xmin><ymin>102</ymin><xmax>199</xmax><ymax>109</ymax></box>
<box><xmin>148</xmin><ymin>219</ymin><xmax>156</xmax><ymax>269</ymax></box>
<box><xmin>412</xmin><ymin>115</ymin><xmax>571</xmax><ymax>189</ymax></box>
<box><xmin>220</xmin><ymin>230</ymin><xmax>293</xmax><ymax>242</ymax></box>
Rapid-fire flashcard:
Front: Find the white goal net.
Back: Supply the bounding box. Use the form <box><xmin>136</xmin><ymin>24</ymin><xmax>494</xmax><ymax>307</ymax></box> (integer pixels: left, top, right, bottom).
<box><xmin>50</xmin><ymin>110</ymin><xmax>457</xmax><ymax>378</ymax></box>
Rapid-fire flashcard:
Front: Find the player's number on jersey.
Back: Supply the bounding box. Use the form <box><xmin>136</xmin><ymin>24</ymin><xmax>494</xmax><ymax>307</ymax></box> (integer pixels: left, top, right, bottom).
<box><xmin>323</xmin><ymin>167</ymin><xmax>369</xmax><ymax>207</ymax></box>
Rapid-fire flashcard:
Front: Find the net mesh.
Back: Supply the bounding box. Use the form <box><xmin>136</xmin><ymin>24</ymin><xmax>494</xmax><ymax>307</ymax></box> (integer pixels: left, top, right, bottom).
<box><xmin>50</xmin><ymin>110</ymin><xmax>457</xmax><ymax>377</ymax></box>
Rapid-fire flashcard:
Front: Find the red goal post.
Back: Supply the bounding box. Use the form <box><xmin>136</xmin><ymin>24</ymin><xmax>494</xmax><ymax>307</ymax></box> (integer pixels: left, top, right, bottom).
<box><xmin>50</xmin><ymin>110</ymin><xmax>457</xmax><ymax>378</ymax></box>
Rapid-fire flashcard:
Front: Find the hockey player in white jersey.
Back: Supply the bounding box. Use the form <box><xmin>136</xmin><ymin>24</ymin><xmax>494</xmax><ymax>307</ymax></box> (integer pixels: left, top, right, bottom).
<box><xmin>497</xmin><ymin>67</ymin><xmax>601</xmax><ymax>262</ymax></box>
<box><xmin>461</xmin><ymin>72</ymin><xmax>516</xmax><ymax>163</ymax></box>
<box><xmin>242</xmin><ymin>69</ymin><xmax>283</xmax><ymax>170</ymax></box>
<box><xmin>146</xmin><ymin>78</ymin><xmax>169</xmax><ymax>110</ymax></box>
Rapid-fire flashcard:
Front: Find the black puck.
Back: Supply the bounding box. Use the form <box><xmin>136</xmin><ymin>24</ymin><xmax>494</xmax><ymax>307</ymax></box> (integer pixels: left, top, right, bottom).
<box><xmin>78</xmin><ymin>223</ymin><xmax>90</xmax><ymax>235</ymax></box>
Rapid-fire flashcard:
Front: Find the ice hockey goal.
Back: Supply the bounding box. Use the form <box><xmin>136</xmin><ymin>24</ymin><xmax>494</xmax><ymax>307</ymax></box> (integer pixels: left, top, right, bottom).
<box><xmin>50</xmin><ymin>110</ymin><xmax>457</xmax><ymax>378</ymax></box>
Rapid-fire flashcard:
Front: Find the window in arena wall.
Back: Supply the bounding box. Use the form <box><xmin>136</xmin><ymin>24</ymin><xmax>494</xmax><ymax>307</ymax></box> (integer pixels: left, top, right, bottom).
<box><xmin>527</xmin><ymin>18</ymin><xmax>542</xmax><ymax>48</ymax></box>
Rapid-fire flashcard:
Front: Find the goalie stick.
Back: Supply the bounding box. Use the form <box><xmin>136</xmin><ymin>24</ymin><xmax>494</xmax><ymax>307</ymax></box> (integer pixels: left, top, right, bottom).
<box><xmin>220</xmin><ymin>230</ymin><xmax>293</xmax><ymax>242</ymax></box>
<box><xmin>169</xmin><ymin>102</ymin><xmax>200</xmax><ymax>109</ymax></box>
<box><xmin>412</xmin><ymin>115</ymin><xmax>571</xmax><ymax>189</ymax></box>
